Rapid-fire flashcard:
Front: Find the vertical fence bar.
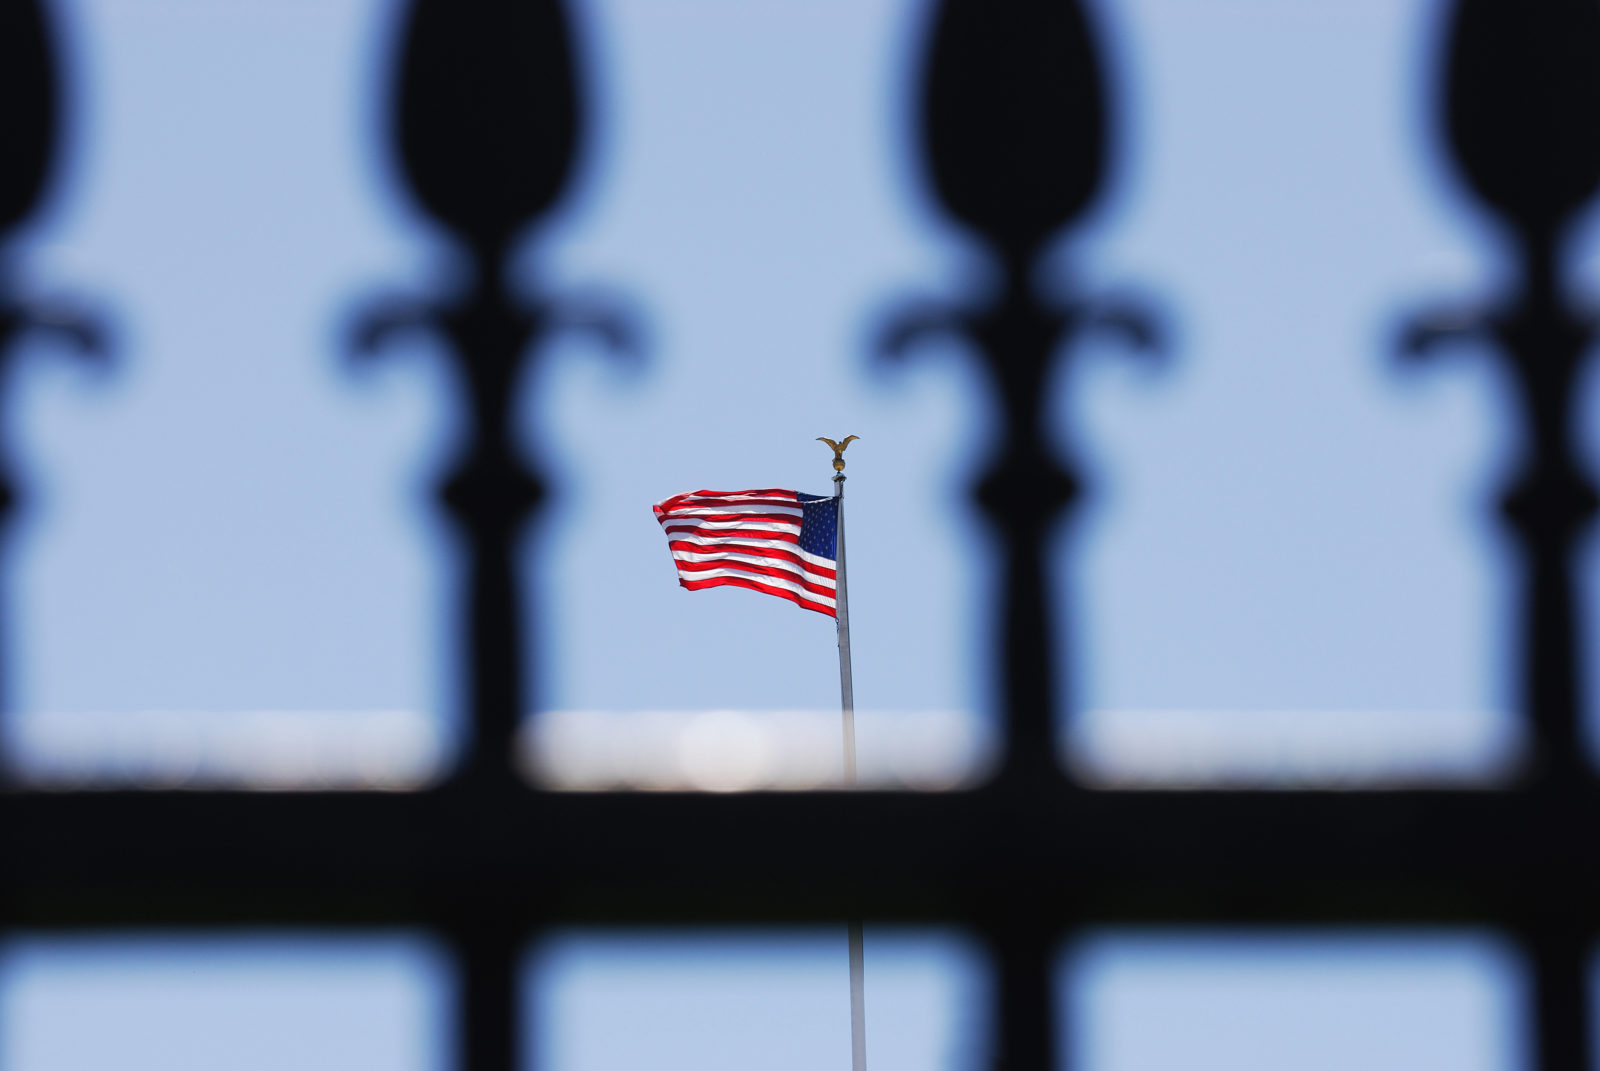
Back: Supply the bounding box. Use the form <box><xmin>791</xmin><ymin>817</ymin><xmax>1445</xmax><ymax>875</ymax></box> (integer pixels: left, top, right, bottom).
<box><xmin>360</xmin><ymin>2</ymin><xmax>599</xmax><ymax>1066</ymax></box>
<box><xmin>989</xmin><ymin>912</ymin><xmax>1057</xmax><ymax>1071</ymax></box>
<box><xmin>1530</xmin><ymin>930</ymin><xmax>1589</xmax><ymax>1071</ymax></box>
<box><xmin>437</xmin><ymin>275</ymin><xmax>541</xmax><ymax>792</ymax></box>
<box><xmin>0</xmin><ymin>0</ymin><xmax>106</xmax><ymax>767</ymax></box>
<box><xmin>357</xmin><ymin>0</ymin><xmax>595</xmax><ymax>794</ymax></box>
<box><xmin>886</xmin><ymin>3</ymin><xmax>1151</xmax><ymax>1063</ymax></box>
<box><xmin>1494</xmin><ymin>241</ymin><xmax>1595</xmax><ymax>793</ymax></box>
<box><xmin>1407</xmin><ymin>5</ymin><xmax>1600</xmax><ymax>1066</ymax></box>
<box><xmin>1410</xmin><ymin>1</ymin><xmax>1600</xmax><ymax>789</ymax></box>
<box><xmin>453</xmin><ymin>915</ymin><xmax>523</xmax><ymax>1071</ymax></box>
<box><xmin>883</xmin><ymin>0</ymin><xmax>1156</xmax><ymax>791</ymax></box>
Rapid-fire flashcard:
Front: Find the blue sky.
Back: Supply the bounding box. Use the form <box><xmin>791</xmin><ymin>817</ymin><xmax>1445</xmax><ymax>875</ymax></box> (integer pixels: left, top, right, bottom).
<box><xmin>1</xmin><ymin>0</ymin><xmax>1589</xmax><ymax>1065</ymax></box>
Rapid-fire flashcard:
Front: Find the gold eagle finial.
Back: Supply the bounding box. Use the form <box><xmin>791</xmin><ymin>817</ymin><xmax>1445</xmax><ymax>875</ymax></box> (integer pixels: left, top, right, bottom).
<box><xmin>817</xmin><ymin>435</ymin><xmax>860</xmax><ymax>472</ymax></box>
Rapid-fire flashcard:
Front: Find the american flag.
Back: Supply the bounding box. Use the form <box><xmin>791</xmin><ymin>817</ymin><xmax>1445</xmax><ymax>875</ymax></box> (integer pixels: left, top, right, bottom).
<box><xmin>653</xmin><ymin>488</ymin><xmax>840</xmax><ymax>617</ymax></box>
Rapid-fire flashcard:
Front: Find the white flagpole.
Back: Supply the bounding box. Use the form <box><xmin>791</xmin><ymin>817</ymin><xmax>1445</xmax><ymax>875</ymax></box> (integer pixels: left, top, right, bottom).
<box><xmin>824</xmin><ymin>437</ymin><xmax>866</xmax><ymax>1071</ymax></box>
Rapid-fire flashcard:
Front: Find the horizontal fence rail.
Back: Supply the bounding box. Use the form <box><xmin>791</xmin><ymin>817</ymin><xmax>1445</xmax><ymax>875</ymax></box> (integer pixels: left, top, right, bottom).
<box><xmin>3</xmin><ymin>786</ymin><xmax>1599</xmax><ymax>926</ymax></box>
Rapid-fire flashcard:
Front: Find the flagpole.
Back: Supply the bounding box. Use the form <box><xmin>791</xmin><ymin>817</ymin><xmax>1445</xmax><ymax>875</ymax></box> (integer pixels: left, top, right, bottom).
<box><xmin>835</xmin><ymin>475</ymin><xmax>857</xmax><ymax>784</ymax></box>
<box><xmin>823</xmin><ymin>436</ymin><xmax>866</xmax><ymax>1071</ymax></box>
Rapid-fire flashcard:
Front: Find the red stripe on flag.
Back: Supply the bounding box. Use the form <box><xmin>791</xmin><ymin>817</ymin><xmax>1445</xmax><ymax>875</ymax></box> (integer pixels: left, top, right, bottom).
<box><xmin>671</xmin><ymin>556</ymin><xmax>836</xmax><ymax>597</ymax></box>
<box><xmin>679</xmin><ymin>574</ymin><xmax>836</xmax><ymax>617</ymax></box>
<box><xmin>655</xmin><ymin>511</ymin><xmax>802</xmax><ymax>527</ymax></box>
<box><xmin>653</xmin><ymin>489</ymin><xmax>798</xmax><ymax>515</ymax></box>
<box><xmin>660</xmin><ymin>524</ymin><xmax>800</xmax><ymax>543</ymax></box>
<box><xmin>665</xmin><ymin>531</ymin><xmax>806</xmax><ymax>547</ymax></box>
<box><xmin>666</xmin><ymin>540</ymin><xmax>837</xmax><ymax>580</ymax></box>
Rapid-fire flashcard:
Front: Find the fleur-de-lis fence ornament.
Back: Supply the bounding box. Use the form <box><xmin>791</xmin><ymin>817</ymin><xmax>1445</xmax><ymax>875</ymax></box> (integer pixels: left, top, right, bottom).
<box><xmin>1402</xmin><ymin>5</ymin><xmax>1600</xmax><ymax>1070</ymax></box>
<box><xmin>0</xmin><ymin>0</ymin><xmax>108</xmax><ymax>518</ymax></box>
<box><xmin>352</xmin><ymin>0</ymin><xmax>637</xmax><ymax>790</ymax></box>
<box><xmin>0</xmin><ymin>0</ymin><xmax>107</xmax><ymax>735</ymax></box>
<box><xmin>1401</xmin><ymin>0</ymin><xmax>1600</xmax><ymax>789</ymax></box>
<box><xmin>882</xmin><ymin>2</ymin><xmax>1162</xmax><ymax>1069</ymax></box>
<box><xmin>881</xmin><ymin>0</ymin><xmax>1162</xmax><ymax>788</ymax></box>
<box><xmin>352</xmin><ymin>4</ymin><xmax>638</xmax><ymax>1070</ymax></box>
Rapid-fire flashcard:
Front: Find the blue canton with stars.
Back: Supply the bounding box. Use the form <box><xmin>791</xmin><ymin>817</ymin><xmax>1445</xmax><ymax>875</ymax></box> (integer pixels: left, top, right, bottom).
<box><xmin>797</xmin><ymin>493</ymin><xmax>838</xmax><ymax>561</ymax></box>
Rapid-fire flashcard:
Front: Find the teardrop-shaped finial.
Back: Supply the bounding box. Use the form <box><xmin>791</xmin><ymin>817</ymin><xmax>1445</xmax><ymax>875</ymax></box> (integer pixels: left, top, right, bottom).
<box><xmin>919</xmin><ymin>0</ymin><xmax>1108</xmax><ymax>260</ymax></box>
<box><xmin>393</xmin><ymin>0</ymin><xmax>582</xmax><ymax>251</ymax></box>
<box><xmin>1442</xmin><ymin>0</ymin><xmax>1600</xmax><ymax>236</ymax></box>
<box><xmin>0</xmin><ymin>0</ymin><xmax>59</xmax><ymax>236</ymax></box>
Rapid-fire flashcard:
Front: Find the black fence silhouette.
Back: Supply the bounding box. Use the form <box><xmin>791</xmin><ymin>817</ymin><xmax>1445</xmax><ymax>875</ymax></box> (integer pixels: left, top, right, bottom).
<box><xmin>4</xmin><ymin>0</ymin><xmax>1600</xmax><ymax>1068</ymax></box>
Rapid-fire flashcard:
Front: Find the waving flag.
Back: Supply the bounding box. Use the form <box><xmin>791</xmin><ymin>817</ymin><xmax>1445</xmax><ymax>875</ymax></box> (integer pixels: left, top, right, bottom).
<box><xmin>653</xmin><ymin>488</ymin><xmax>839</xmax><ymax>616</ymax></box>
<box><xmin>653</xmin><ymin>449</ymin><xmax>862</xmax><ymax>1068</ymax></box>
